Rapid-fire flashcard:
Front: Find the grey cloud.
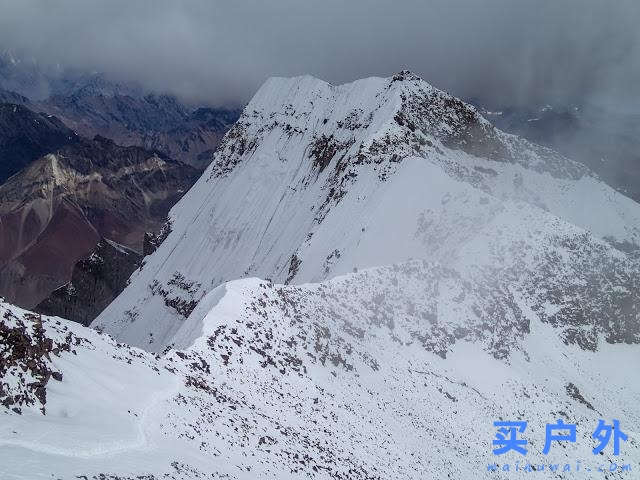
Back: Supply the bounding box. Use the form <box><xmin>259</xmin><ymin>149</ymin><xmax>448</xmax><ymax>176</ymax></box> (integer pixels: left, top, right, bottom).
<box><xmin>0</xmin><ymin>0</ymin><xmax>638</xmax><ymax>108</ymax></box>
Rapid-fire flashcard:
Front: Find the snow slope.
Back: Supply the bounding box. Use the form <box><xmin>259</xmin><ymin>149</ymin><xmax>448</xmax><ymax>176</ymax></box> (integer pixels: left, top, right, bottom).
<box><xmin>3</xmin><ymin>261</ymin><xmax>640</xmax><ymax>479</ymax></box>
<box><xmin>94</xmin><ymin>71</ymin><xmax>640</xmax><ymax>351</ymax></box>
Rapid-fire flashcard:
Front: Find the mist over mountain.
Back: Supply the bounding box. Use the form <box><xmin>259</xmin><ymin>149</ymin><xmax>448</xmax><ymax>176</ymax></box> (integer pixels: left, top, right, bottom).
<box><xmin>0</xmin><ymin>54</ymin><xmax>240</xmax><ymax>169</ymax></box>
<box><xmin>471</xmin><ymin>100</ymin><xmax>640</xmax><ymax>203</ymax></box>
<box><xmin>3</xmin><ymin>0</ymin><xmax>639</xmax><ymax>201</ymax></box>
<box><xmin>1</xmin><ymin>1</ymin><xmax>639</xmax><ymax>109</ymax></box>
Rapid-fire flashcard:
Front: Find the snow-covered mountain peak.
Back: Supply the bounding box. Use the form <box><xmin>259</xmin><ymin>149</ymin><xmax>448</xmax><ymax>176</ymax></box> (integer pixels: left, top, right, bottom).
<box><xmin>207</xmin><ymin>71</ymin><xmax>597</xmax><ymax>234</ymax></box>
<box><xmin>94</xmin><ymin>72</ymin><xmax>640</xmax><ymax>352</ymax></box>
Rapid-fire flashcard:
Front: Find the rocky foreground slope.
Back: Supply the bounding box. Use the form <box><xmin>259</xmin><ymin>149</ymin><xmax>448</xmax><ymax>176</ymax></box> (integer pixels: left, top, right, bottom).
<box><xmin>2</xmin><ymin>263</ymin><xmax>639</xmax><ymax>479</ymax></box>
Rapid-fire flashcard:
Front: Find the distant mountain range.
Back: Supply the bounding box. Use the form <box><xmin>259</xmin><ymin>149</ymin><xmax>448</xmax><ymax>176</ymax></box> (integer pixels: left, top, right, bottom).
<box><xmin>41</xmin><ymin>86</ymin><xmax>240</xmax><ymax>169</ymax></box>
<box><xmin>0</xmin><ymin>52</ymin><xmax>240</xmax><ymax>169</ymax></box>
<box><xmin>0</xmin><ymin>53</ymin><xmax>237</xmax><ymax>317</ymax></box>
<box><xmin>0</xmin><ymin>133</ymin><xmax>199</xmax><ymax>308</ymax></box>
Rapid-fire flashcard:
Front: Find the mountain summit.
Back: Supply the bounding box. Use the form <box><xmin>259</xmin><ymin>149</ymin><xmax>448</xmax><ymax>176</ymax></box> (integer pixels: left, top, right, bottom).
<box><xmin>95</xmin><ymin>71</ymin><xmax>640</xmax><ymax>350</ymax></box>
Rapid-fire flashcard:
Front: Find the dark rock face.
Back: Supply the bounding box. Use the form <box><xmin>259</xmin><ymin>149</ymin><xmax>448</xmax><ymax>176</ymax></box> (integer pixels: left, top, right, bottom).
<box><xmin>149</xmin><ymin>272</ymin><xmax>201</xmax><ymax>318</ymax></box>
<box><xmin>0</xmin><ymin>103</ymin><xmax>79</xmax><ymax>183</ymax></box>
<box><xmin>0</xmin><ymin>88</ymin><xmax>29</xmax><ymax>105</ymax></box>
<box><xmin>35</xmin><ymin>239</ymin><xmax>142</xmax><ymax>326</ymax></box>
<box><xmin>0</xmin><ymin>197</ymin><xmax>101</xmax><ymax>310</ymax></box>
<box><xmin>143</xmin><ymin>219</ymin><xmax>172</xmax><ymax>256</ymax></box>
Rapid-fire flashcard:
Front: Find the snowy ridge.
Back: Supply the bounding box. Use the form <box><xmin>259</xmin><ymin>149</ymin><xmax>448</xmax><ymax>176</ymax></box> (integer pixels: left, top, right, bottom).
<box><xmin>94</xmin><ymin>72</ymin><xmax>640</xmax><ymax>351</ymax></box>
<box><xmin>2</xmin><ymin>261</ymin><xmax>640</xmax><ymax>479</ymax></box>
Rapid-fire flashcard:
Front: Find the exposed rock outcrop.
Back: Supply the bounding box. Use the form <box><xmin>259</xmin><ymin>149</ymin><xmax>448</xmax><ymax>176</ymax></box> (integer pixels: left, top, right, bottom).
<box><xmin>35</xmin><ymin>238</ymin><xmax>142</xmax><ymax>326</ymax></box>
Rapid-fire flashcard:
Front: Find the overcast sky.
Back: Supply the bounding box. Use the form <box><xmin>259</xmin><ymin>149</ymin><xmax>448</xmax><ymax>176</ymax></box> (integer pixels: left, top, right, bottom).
<box><xmin>0</xmin><ymin>0</ymin><xmax>638</xmax><ymax>108</ymax></box>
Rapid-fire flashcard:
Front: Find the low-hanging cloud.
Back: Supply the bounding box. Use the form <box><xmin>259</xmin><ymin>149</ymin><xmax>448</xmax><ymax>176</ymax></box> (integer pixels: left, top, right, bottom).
<box><xmin>0</xmin><ymin>0</ymin><xmax>638</xmax><ymax>109</ymax></box>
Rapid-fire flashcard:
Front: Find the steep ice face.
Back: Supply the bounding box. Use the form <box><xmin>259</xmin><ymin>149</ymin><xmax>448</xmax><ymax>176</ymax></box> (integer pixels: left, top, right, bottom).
<box><xmin>94</xmin><ymin>72</ymin><xmax>640</xmax><ymax>351</ymax></box>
